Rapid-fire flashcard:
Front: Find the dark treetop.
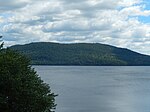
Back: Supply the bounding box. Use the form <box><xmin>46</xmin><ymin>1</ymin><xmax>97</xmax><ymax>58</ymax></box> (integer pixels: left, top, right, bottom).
<box><xmin>0</xmin><ymin>46</ymin><xmax>56</xmax><ymax>112</ymax></box>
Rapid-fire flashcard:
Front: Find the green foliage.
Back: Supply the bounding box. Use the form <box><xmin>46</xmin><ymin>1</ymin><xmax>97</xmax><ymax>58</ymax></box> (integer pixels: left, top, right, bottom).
<box><xmin>0</xmin><ymin>49</ymin><xmax>56</xmax><ymax>112</ymax></box>
<box><xmin>10</xmin><ymin>42</ymin><xmax>150</xmax><ymax>66</ymax></box>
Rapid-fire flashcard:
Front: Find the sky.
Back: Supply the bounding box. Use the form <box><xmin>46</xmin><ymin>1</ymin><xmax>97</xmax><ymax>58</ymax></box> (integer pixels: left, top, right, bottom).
<box><xmin>0</xmin><ymin>0</ymin><xmax>150</xmax><ymax>55</ymax></box>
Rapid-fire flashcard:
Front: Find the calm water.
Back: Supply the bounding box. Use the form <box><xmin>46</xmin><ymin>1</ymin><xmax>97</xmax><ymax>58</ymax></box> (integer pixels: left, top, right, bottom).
<box><xmin>34</xmin><ymin>66</ymin><xmax>150</xmax><ymax>112</ymax></box>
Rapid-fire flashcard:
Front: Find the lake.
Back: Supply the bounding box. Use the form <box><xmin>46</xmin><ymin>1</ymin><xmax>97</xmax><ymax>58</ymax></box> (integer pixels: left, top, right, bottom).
<box><xmin>34</xmin><ymin>66</ymin><xmax>150</xmax><ymax>112</ymax></box>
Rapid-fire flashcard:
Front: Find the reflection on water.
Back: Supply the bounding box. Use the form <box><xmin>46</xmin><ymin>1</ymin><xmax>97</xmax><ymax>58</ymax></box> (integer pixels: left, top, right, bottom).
<box><xmin>34</xmin><ymin>66</ymin><xmax>150</xmax><ymax>112</ymax></box>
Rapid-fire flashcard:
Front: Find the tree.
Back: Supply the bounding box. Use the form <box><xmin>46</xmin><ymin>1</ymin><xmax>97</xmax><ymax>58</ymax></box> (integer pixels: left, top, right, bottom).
<box><xmin>0</xmin><ymin>47</ymin><xmax>56</xmax><ymax>112</ymax></box>
<box><xmin>0</xmin><ymin>36</ymin><xmax>3</xmax><ymax>49</ymax></box>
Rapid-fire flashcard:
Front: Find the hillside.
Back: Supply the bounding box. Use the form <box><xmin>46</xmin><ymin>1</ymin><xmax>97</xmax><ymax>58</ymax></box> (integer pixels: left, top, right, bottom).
<box><xmin>10</xmin><ymin>42</ymin><xmax>150</xmax><ymax>66</ymax></box>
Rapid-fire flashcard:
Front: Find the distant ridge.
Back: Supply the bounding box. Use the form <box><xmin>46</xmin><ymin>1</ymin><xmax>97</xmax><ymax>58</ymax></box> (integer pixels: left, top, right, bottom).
<box><xmin>10</xmin><ymin>42</ymin><xmax>150</xmax><ymax>66</ymax></box>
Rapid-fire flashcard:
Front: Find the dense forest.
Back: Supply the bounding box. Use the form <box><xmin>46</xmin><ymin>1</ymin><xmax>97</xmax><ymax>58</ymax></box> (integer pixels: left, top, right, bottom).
<box><xmin>10</xmin><ymin>42</ymin><xmax>150</xmax><ymax>66</ymax></box>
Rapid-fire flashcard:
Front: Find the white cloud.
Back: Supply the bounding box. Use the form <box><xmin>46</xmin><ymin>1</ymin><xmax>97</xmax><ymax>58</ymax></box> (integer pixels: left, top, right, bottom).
<box><xmin>119</xmin><ymin>0</ymin><xmax>142</xmax><ymax>7</ymax></box>
<box><xmin>0</xmin><ymin>16</ymin><xmax>4</xmax><ymax>23</ymax></box>
<box><xmin>0</xmin><ymin>0</ymin><xmax>30</xmax><ymax>12</ymax></box>
<box><xmin>120</xmin><ymin>5</ymin><xmax>150</xmax><ymax>16</ymax></box>
<box><xmin>0</xmin><ymin>0</ymin><xmax>150</xmax><ymax>54</ymax></box>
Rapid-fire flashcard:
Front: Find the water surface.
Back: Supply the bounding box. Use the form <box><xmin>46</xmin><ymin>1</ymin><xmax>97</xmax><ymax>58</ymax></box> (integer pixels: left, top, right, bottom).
<box><xmin>34</xmin><ymin>66</ymin><xmax>150</xmax><ymax>112</ymax></box>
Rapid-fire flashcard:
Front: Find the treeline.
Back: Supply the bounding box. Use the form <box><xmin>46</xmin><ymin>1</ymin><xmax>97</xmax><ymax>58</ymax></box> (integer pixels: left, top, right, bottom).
<box><xmin>10</xmin><ymin>42</ymin><xmax>150</xmax><ymax>66</ymax></box>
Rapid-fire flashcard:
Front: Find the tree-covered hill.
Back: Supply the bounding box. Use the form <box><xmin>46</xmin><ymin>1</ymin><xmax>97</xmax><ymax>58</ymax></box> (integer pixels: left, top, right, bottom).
<box><xmin>10</xmin><ymin>42</ymin><xmax>150</xmax><ymax>66</ymax></box>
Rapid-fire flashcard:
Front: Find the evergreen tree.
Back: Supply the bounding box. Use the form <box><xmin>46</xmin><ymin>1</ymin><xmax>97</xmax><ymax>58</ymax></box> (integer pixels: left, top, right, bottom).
<box><xmin>0</xmin><ymin>42</ymin><xmax>56</xmax><ymax>112</ymax></box>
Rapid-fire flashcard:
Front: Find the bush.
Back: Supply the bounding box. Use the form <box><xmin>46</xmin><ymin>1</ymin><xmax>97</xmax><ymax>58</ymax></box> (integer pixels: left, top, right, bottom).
<box><xmin>0</xmin><ymin>48</ymin><xmax>56</xmax><ymax>112</ymax></box>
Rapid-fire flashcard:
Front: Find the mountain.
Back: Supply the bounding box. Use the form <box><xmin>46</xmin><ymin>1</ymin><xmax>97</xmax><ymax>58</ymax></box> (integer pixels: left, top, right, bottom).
<box><xmin>10</xmin><ymin>42</ymin><xmax>150</xmax><ymax>66</ymax></box>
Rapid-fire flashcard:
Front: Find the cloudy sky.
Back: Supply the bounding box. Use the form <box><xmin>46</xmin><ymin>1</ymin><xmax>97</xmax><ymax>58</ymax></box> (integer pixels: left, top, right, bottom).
<box><xmin>0</xmin><ymin>0</ymin><xmax>150</xmax><ymax>54</ymax></box>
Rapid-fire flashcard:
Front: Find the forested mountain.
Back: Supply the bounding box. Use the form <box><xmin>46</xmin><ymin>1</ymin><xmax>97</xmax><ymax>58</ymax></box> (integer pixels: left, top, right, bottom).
<box><xmin>10</xmin><ymin>42</ymin><xmax>150</xmax><ymax>66</ymax></box>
